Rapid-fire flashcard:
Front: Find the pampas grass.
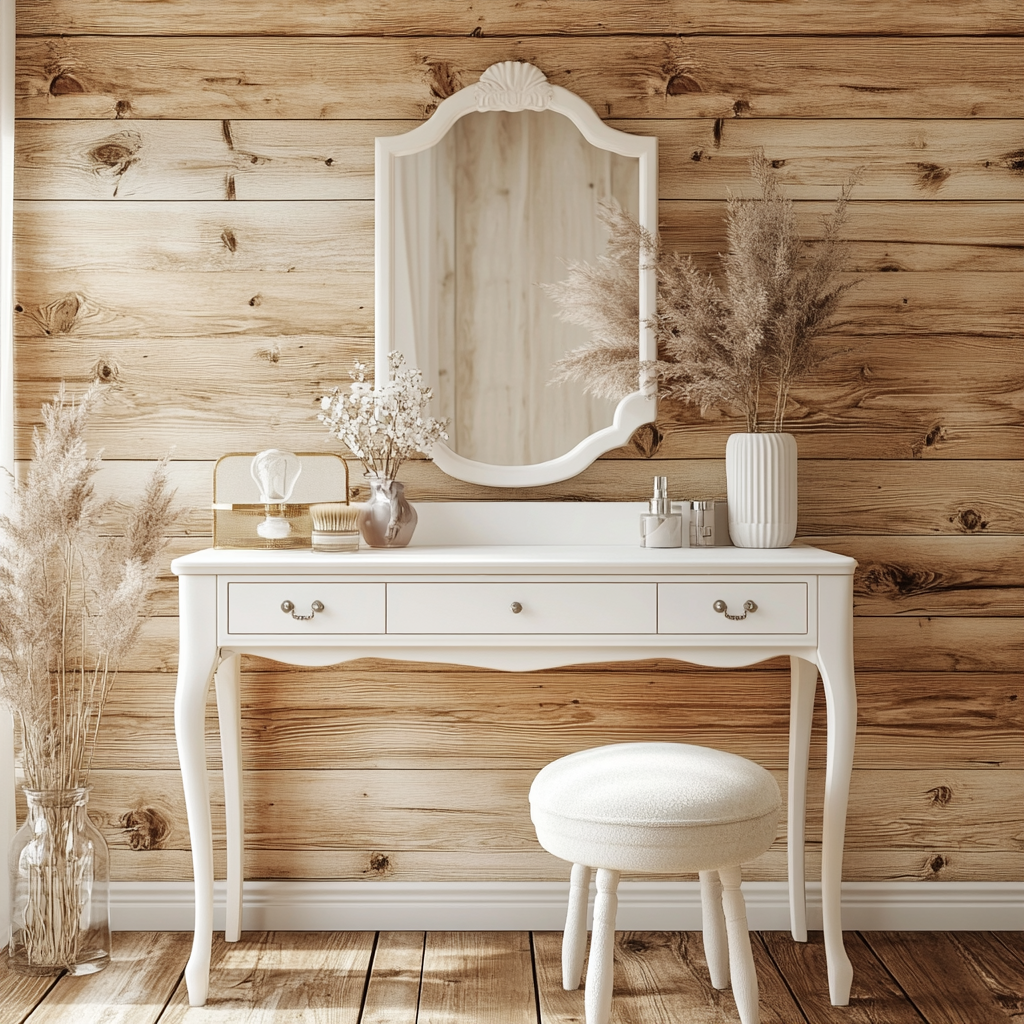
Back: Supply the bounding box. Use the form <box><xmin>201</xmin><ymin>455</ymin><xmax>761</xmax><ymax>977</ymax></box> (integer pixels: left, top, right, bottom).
<box><xmin>0</xmin><ymin>386</ymin><xmax>176</xmax><ymax>792</ymax></box>
<box><xmin>547</xmin><ymin>154</ymin><xmax>858</xmax><ymax>432</ymax></box>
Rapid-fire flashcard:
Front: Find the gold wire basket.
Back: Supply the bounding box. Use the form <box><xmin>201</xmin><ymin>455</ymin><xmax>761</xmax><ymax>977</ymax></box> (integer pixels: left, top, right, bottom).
<box><xmin>212</xmin><ymin>452</ymin><xmax>349</xmax><ymax>549</ymax></box>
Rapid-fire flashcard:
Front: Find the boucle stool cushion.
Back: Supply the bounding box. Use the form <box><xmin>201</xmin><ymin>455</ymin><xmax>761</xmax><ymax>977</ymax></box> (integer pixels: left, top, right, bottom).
<box><xmin>529</xmin><ymin>742</ymin><xmax>781</xmax><ymax>874</ymax></box>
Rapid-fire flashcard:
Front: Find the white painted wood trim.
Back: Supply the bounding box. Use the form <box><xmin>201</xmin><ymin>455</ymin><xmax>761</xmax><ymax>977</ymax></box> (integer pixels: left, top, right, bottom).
<box><xmin>108</xmin><ymin>880</ymin><xmax>1024</xmax><ymax>933</ymax></box>
<box><xmin>0</xmin><ymin>0</ymin><xmax>17</xmax><ymax>947</ymax></box>
<box><xmin>375</xmin><ymin>61</ymin><xmax>658</xmax><ymax>487</ymax></box>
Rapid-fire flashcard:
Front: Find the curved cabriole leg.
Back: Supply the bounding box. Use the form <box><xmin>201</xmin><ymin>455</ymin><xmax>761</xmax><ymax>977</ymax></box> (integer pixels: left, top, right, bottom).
<box><xmin>562</xmin><ymin>863</ymin><xmax>592</xmax><ymax>990</ymax></box>
<box><xmin>816</xmin><ymin>573</ymin><xmax>857</xmax><ymax>1006</ymax></box>
<box><xmin>584</xmin><ymin>867</ymin><xmax>619</xmax><ymax>1024</ymax></box>
<box><xmin>788</xmin><ymin>655</ymin><xmax>818</xmax><ymax>943</ymax></box>
<box><xmin>174</xmin><ymin>573</ymin><xmax>220</xmax><ymax>1007</ymax></box>
<box><xmin>718</xmin><ymin>864</ymin><xmax>759</xmax><ymax>1024</ymax></box>
<box><xmin>215</xmin><ymin>653</ymin><xmax>244</xmax><ymax>943</ymax></box>
<box><xmin>700</xmin><ymin>868</ymin><xmax>729</xmax><ymax>989</ymax></box>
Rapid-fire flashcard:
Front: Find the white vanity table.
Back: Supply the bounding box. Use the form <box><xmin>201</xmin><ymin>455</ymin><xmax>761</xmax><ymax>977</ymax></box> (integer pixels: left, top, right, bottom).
<box><xmin>173</xmin><ymin>58</ymin><xmax>858</xmax><ymax>1011</ymax></box>
<box><xmin>172</xmin><ymin>502</ymin><xmax>857</xmax><ymax>1007</ymax></box>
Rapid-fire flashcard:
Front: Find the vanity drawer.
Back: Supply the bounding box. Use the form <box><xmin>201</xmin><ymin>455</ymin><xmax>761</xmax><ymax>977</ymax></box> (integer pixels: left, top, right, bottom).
<box><xmin>387</xmin><ymin>583</ymin><xmax>656</xmax><ymax>634</ymax></box>
<box><xmin>226</xmin><ymin>583</ymin><xmax>386</xmax><ymax>635</ymax></box>
<box><xmin>658</xmin><ymin>582</ymin><xmax>809</xmax><ymax>635</ymax></box>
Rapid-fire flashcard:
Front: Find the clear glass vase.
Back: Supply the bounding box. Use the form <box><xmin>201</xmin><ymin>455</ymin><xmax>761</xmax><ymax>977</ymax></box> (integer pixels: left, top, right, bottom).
<box><xmin>8</xmin><ymin>787</ymin><xmax>111</xmax><ymax>975</ymax></box>
<box><xmin>358</xmin><ymin>475</ymin><xmax>418</xmax><ymax>548</ymax></box>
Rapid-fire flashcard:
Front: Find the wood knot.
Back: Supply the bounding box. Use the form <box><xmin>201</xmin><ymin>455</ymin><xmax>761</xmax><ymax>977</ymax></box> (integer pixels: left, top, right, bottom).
<box><xmin>952</xmin><ymin>508</ymin><xmax>988</xmax><ymax>533</ymax></box>
<box><xmin>119</xmin><ymin>807</ymin><xmax>170</xmax><ymax>850</ymax></box>
<box><xmin>49</xmin><ymin>73</ymin><xmax>85</xmax><ymax>96</ymax></box>
<box><xmin>666</xmin><ymin>73</ymin><xmax>702</xmax><ymax>95</ymax></box>
<box><xmin>114</xmin><ymin>99</ymin><xmax>132</xmax><ymax>118</ymax></box>
<box><xmin>427</xmin><ymin>60</ymin><xmax>463</xmax><ymax>100</ymax></box>
<box><xmin>712</xmin><ymin>119</ymin><xmax>724</xmax><ymax>146</ymax></box>
<box><xmin>367</xmin><ymin>851</ymin><xmax>393</xmax><ymax>877</ymax></box>
<box><xmin>221</xmin><ymin>228</ymin><xmax>238</xmax><ymax>252</ymax></box>
<box><xmin>39</xmin><ymin>292</ymin><xmax>84</xmax><ymax>335</ymax></box>
<box><xmin>927</xmin><ymin>786</ymin><xmax>953</xmax><ymax>807</ymax></box>
<box><xmin>911</xmin><ymin>423</ymin><xmax>946</xmax><ymax>458</ymax></box>
<box><xmin>857</xmin><ymin>562</ymin><xmax>941</xmax><ymax>599</ymax></box>
<box><xmin>92</xmin><ymin>359</ymin><xmax>120</xmax><ymax>384</ymax></box>
<box><xmin>469</xmin><ymin>25</ymin><xmax>482</xmax><ymax>37</ymax></box>
<box><xmin>620</xmin><ymin>936</ymin><xmax>650</xmax><ymax>953</ymax></box>
<box><xmin>732</xmin><ymin>99</ymin><xmax>751</xmax><ymax>116</ymax></box>
<box><xmin>630</xmin><ymin>422</ymin><xmax>664</xmax><ymax>459</ymax></box>
<box><xmin>914</xmin><ymin>162</ymin><xmax>951</xmax><ymax>191</ymax></box>
<box><xmin>89</xmin><ymin>131</ymin><xmax>142</xmax><ymax>182</ymax></box>
<box><xmin>927</xmin><ymin>854</ymin><xmax>947</xmax><ymax>875</ymax></box>
<box><xmin>248</xmin><ymin>293</ymin><xmax>263</xmax><ymax>307</ymax></box>
<box><xmin>1000</xmin><ymin>148</ymin><xmax>1024</xmax><ymax>174</ymax></box>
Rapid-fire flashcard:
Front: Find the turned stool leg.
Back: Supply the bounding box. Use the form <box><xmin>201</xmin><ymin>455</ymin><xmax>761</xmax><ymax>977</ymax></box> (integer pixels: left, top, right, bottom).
<box><xmin>699</xmin><ymin>868</ymin><xmax>730</xmax><ymax>989</ymax></box>
<box><xmin>563</xmin><ymin>863</ymin><xmax>592</xmax><ymax>989</ymax></box>
<box><xmin>584</xmin><ymin>867</ymin><xmax>620</xmax><ymax>1024</ymax></box>
<box><xmin>719</xmin><ymin>864</ymin><xmax>760</xmax><ymax>1024</ymax></box>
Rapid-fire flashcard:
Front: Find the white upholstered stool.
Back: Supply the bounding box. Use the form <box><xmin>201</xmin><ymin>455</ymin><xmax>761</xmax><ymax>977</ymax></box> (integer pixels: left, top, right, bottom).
<box><xmin>529</xmin><ymin>742</ymin><xmax>781</xmax><ymax>1024</ymax></box>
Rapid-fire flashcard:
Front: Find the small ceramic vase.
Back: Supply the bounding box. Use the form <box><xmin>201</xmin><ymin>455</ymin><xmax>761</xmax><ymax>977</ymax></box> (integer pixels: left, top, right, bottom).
<box><xmin>725</xmin><ymin>432</ymin><xmax>798</xmax><ymax>548</ymax></box>
<box><xmin>359</xmin><ymin>475</ymin><xmax>417</xmax><ymax>548</ymax></box>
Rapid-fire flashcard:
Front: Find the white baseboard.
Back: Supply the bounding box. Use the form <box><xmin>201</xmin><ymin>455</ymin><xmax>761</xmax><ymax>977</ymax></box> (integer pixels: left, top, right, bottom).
<box><xmin>109</xmin><ymin>880</ymin><xmax>1024</xmax><ymax>933</ymax></box>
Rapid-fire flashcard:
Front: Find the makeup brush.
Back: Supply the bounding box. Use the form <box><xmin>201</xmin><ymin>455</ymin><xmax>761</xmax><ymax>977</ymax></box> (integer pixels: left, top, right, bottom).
<box><xmin>309</xmin><ymin>502</ymin><xmax>361</xmax><ymax>552</ymax></box>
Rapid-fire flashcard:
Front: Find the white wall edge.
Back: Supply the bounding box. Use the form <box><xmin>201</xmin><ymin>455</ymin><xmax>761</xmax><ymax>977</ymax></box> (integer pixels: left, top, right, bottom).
<box><xmin>109</xmin><ymin>880</ymin><xmax>1024</xmax><ymax>933</ymax></box>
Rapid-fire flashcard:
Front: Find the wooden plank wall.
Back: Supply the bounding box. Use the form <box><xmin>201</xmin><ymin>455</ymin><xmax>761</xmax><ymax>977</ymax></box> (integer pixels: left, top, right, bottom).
<box><xmin>11</xmin><ymin>3</ymin><xmax>1024</xmax><ymax>886</ymax></box>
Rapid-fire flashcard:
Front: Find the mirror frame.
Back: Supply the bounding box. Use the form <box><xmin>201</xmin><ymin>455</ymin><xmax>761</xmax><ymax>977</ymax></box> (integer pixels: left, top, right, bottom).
<box><xmin>376</xmin><ymin>61</ymin><xmax>658</xmax><ymax>487</ymax></box>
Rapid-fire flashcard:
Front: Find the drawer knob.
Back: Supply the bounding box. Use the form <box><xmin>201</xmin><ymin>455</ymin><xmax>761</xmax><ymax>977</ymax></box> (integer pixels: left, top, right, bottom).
<box><xmin>713</xmin><ymin>599</ymin><xmax>757</xmax><ymax>621</ymax></box>
<box><xmin>510</xmin><ymin>601</ymin><xmax>523</xmax><ymax>614</ymax></box>
<box><xmin>281</xmin><ymin>599</ymin><xmax>325</xmax><ymax>620</ymax></box>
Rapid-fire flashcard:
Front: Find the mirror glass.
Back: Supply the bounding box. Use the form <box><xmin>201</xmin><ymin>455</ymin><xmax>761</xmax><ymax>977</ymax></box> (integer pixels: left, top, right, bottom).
<box><xmin>392</xmin><ymin>109</ymin><xmax>640</xmax><ymax>466</ymax></box>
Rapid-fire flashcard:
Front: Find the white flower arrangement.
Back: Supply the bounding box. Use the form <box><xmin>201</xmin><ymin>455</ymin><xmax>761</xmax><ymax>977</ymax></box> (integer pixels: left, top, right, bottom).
<box><xmin>319</xmin><ymin>352</ymin><xmax>449</xmax><ymax>482</ymax></box>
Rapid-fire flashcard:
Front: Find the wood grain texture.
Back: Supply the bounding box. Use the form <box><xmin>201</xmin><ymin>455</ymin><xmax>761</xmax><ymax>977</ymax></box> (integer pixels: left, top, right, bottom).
<box><xmin>159</xmin><ymin>931</ymin><xmax>375</xmax><ymax>1023</ymax></box>
<box><xmin>24</xmin><ymin>932</ymin><xmax>191</xmax><ymax>1024</ymax></box>
<box><xmin>101</xmin><ymin>846</ymin><xmax>1024</xmax><ymax>884</ymax></box>
<box><xmin>760</xmin><ymin>931</ymin><xmax>929</xmax><ymax>1024</ymax></box>
<box><xmin>18</xmin><ymin>0</ymin><xmax>1024</xmax><ymax>37</ymax></box>
<box><xmin>863</xmin><ymin>931</ymin><xmax>1024</xmax><ymax>1024</ymax></box>
<box><xmin>360</xmin><ymin>932</ymin><xmax>423</xmax><ymax>1024</ymax></box>
<box><xmin>52</xmin><ymin>767</ymin><xmax>1022</xmax><ymax>861</ymax></box>
<box><xmin>14</xmin><ymin>331</ymin><xmax>1022</xmax><ymax>460</ymax></box>
<box><xmin>16</xmin><ymin>119</ymin><xmax>1024</xmax><ymax>202</ymax></box>
<box><xmin>0</xmin><ymin>964</ymin><xmax>58</xmax><ymax>1024</ymax></box>
<box><xmin>11</xmin><ymin>0</ymin><xmax>1023</xmax><ymax>895</ymax></box>
<box><xmin>14</xmin><ymin>201</ymin><xmax>1023</xmax><ymax>274</ymax></box>
<box><xmin>418</xmin><ymin>932</ymin><xmax>536</xmax><ymax>1024</ymax></box>
<box><xmin>89</xmin><ymin>667</ymin><xmax>1022</xmax><ymax>772</ymax></box>
<box><xmin>15</xmin><ymin>37</ymin><xmax>1024</xmax><ymax>120</ymax></box>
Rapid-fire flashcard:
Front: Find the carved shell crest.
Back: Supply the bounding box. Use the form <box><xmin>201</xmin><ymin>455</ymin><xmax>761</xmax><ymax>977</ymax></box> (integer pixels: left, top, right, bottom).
<box><xmin>475</xmin><ymin>61</ymin><xmax>554</xmax><ymax>112</ymax></box>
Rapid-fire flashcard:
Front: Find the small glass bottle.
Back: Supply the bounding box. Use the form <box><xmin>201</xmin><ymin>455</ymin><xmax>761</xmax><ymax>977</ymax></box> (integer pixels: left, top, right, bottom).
<box><xmin>640</xmin><ymin>476</ymin><xmax>684</xmax><ymax>548</ymax></box>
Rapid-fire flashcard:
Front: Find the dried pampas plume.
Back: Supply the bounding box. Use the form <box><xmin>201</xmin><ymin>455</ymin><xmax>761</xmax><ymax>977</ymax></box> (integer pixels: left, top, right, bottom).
<box><xmin>0</xmin><ymin>386</ymin><xmax>177</xmax><ymax>791</ymax></box>
<box><xmin>547</xmin><ymin>154</ymin><xmax>859</xmax><ymax>432</ymax></box>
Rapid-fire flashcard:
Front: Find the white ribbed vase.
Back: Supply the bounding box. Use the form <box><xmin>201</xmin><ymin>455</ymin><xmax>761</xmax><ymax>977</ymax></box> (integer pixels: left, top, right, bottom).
<box><xmin>725</xmin><ymin>433</ymin><xmax>798</xmax><ymax>548</ymax></box>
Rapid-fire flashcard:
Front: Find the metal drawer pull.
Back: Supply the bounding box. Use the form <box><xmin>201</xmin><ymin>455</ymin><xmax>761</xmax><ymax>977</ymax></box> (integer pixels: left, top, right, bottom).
<box><xmin>510</xmin><ymin>601</ymin><xmax>523</xmax><ymax>614</ymax></box>
<box><xmin>713</xmin><ymin>599</ymin><xmax>757</xmax><ymax>620</ymax></box>
<box><xmin>281</xmin><ymin>599</ymin><xmax>324</xmax><ymax>620</ymax></box>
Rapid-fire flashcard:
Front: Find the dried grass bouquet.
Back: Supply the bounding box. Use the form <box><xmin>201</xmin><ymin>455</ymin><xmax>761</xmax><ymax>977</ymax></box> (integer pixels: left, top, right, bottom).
<box><xmin>547</xmin><ymin>153</ymin><xmax>858</xmax><ymax>432</ymax></box>
<box><xmin>0</xmin><ymin>386</ymin><xmax>176</xmax><ymax>792</ymax></box>
<box><xmin>318</xmin><ymin>351</ymin><xmax>449</xmax><ymax>481</ymax></box>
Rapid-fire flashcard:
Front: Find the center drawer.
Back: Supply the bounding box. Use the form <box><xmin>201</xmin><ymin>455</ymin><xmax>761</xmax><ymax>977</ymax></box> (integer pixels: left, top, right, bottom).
<box><xmin>386</xmin><ymin>583</ymin><xmax>657</xmax><ymax>634</ymax></box>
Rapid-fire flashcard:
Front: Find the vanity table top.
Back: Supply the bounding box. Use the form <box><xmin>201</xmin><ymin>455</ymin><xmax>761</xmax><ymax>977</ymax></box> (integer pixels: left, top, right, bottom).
<box><xmin>172</xmin><ymin>543</ymin><xmax>856</xmax><ymax>576</ymax></box>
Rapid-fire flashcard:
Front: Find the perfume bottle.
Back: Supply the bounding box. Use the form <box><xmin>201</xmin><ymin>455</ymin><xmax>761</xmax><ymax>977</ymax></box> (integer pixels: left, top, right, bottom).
<box><xmin>640</xmin><ymin>476</ymin><xmax>684</xmax><ymax>548</ymax></box>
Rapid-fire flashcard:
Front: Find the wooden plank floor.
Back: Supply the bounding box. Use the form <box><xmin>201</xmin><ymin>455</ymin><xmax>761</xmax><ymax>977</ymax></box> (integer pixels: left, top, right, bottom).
<box><xmin>1</xmin><ymin>931</ymin><xmax>1021</xmax><ymax>1023</ymax></box>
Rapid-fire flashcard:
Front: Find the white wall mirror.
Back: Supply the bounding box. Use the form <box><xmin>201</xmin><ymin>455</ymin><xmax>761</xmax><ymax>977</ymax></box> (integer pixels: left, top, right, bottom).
<box><xmin>376</xmin><ymin>62</ymin><xmax>658</xmax><ymax>486</ymax></box>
